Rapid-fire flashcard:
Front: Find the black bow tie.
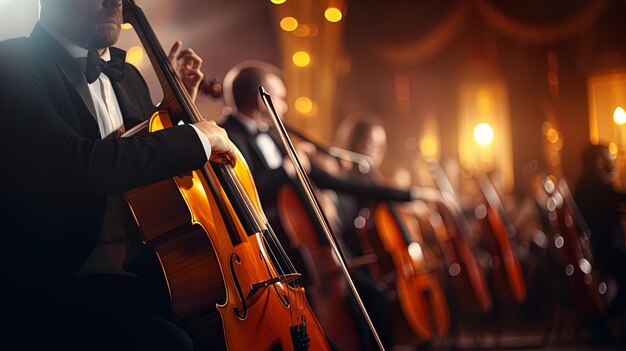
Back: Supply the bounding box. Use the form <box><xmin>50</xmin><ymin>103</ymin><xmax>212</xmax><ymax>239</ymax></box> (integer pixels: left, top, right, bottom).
<box><xmin>84</xmin><ymin>47</ymin><xmax>126</xmax><ymax>84</ymax></box>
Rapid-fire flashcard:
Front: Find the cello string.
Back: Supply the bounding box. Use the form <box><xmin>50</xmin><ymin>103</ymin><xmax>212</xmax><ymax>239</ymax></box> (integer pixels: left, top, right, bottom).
<box><xmin>225</xmin><ymin>166</ymin><xmax>298</xmax><ymax>275</ymax></box>
<box><xmin>223</xmin><ymin>166</ymin><xmax>303</xmax><ymax>325</ymax></box>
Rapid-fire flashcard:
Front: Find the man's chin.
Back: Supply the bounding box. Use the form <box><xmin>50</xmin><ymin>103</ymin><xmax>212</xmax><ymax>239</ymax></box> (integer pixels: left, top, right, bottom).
<box><xmin>89</xmin><ymin>26</ymin><xmax>121</xmax><ymax>49</ymax></box>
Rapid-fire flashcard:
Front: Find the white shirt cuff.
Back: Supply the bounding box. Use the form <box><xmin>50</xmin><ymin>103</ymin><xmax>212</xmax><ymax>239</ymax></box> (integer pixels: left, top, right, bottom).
<box><xmin>189</xmin><ymin>124</ymin><xmax>212</xmax><ymax>162</ymax></box>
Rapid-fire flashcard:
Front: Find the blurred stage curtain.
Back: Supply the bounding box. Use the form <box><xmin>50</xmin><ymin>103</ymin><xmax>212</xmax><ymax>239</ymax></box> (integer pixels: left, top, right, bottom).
<box><xmin>372</xmin><ymin>0</ymin><xmax>611</xmax><ymax>66</ymax></box>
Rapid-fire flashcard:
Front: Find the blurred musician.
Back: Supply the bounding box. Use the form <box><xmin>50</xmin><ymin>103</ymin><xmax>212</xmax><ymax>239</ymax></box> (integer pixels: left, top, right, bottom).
<box><xmin>575</xmin><ymin>143</ymin><xmax>626</xmax><ymax>342</ymax></box>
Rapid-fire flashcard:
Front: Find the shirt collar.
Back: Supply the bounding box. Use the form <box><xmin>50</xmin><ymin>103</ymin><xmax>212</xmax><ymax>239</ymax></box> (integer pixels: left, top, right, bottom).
<box><xmin>38</xmin><ymin>21</ymin><xmax>111</xmax><ymax>61</ymax></box>
<box><xmin>232</xmin><ymin>113</ymin><xmax>269</xmax><ymax>134</ymax></box>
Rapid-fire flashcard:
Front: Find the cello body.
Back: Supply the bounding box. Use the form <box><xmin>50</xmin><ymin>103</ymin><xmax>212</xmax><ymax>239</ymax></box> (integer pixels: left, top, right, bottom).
<box><xmin>126</xmin><ymin>113</ymin><xmax>329</xmax><ymax>350</ymax></box>
<box><xmin>356</xmin><ymin>201</ymin><xmax>450</xmax><ymax>341</ymax></box>
<box><xmin>474</xmin><ymin>174</ymin><xmax>526</xmax><ymax>304</ymax></box>
<box><xmin>477</xmin><ymin>206</ymin><xmax>526</xmax><ymax>303</ymax></box>
<box><xmin>430</xmin><ymin>202</ymin><xmax>493</xmax><ymax>313</ymax></box>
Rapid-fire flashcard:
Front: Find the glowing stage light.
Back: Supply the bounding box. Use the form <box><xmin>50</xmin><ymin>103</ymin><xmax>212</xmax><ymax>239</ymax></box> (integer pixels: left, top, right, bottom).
<box><xmin>280</xmin><ymin>17</ymin><xmax>298</xmax><ymax>32</ymax></box>
<box><xmin>473</xmin><ymin>122</ymin><xmax>494</xmax><ymax>146</ymax></box>
<box><xmin>546</xmin><ymin>128</ymin><xmax>560</xmax><ymax>144</ymax></box>
<box><xmin>126</xmin><ymin>46</ymin><xmax>144</xmax><ymax>66</ymax></box>
<box><xmin>614</xmin><ymin>106</ymin><xmax>626</xmax><ymax>125</ymax></box>
<box><xmin>270</xmin><ymin>0</ymin><xmax>287</xmax><ymax>4</ymax></box>
<box><xmin>609</xmin><ymin>142</ymin><xmax>618</xmax><ymax>155</ymax></box>
<box><xmin>419</xmin><ymin>136</ymin><xmax>438</xmax><ymax>157</ymax></box>
<box><xmin>121</xmin><ymin>23</ymin><xmax>133</xmax><ymax>30</ymax></box>
<box><xmin>292</xmin><ymin>51</ymin><xmax>311</xmax><ymax>67</ymax></box>
<box><xmin>324</xmin><ymin>7</ymin><xmax>343</xmax><ymax>23</ymax></box>
<box><xmin>295</xmin><ymin>96</ymin><xmax>313</xmax><ymax>114</ymax></box>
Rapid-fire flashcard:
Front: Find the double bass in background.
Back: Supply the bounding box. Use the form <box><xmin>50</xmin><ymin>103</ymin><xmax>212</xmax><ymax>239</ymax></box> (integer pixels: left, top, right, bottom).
<box><xmin>121</xmin><ymin>1</ymin><xmax>331</xmax><ymax>349</ymax></box>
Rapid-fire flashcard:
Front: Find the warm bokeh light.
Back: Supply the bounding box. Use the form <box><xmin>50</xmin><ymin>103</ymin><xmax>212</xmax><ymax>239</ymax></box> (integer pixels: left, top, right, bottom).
<box><xmin>295</xmin><ymin>96</ymin><xmax>313</xmax><ymax>114</ymax></box>
<box><xmin>293</xmin><ymin>24</ymin><xmax>319</xmax><ymax>38</ymax></box>
<box><xmin>614</xmin><ymin>106</ymin><xmax>626</xmax><ymax>125</ymax></box>
<box><xmin>419</xmin><ymin>136</ymin><xmax>438</xmax><ymax>157</ymax></box>
<box><xmin>280</xmin><ymin>17</ymin><xmax>298</xmax><ymax>32</ymax></box>
<box><xmin>292</xmin><ymin>51</ymin><xmax>311</xmax><ymax>67</ymax></box>
<box><xmin>126</xmin><ymin>46</ymin><xmax>144</xmax><ymax>66</ymax></box>
<box><xmin>270</xmin><ymin>0</ymin><xmax>286</xmax><ymax>4</ymax></box>
<box><xmin>546</xmin><ymin>128</ymin><xmax>560</xmax><ymax>144</ymax></box>
<box><xmin>121</xmin><ymin>23</ymin><xmax>133</xmax><ymax>30</ymax></box>
<box><xmin>408</xmin><ymin>242</ymin><xmax>425</xmax><ymax>263</ymax></box>
<box><xmin>324</xmin><ymin>7</ymin><xmax>343</xmax><ymax>23</ymax></box>
<box><xmin>474</xmin><ymin>122</ymin><xmax>494</xmax><ymax>146</ymax></box>
<box><xmin>609</xmin><ymin>142</ymin><xmax>619</xmax><ymax>155</ymax></box>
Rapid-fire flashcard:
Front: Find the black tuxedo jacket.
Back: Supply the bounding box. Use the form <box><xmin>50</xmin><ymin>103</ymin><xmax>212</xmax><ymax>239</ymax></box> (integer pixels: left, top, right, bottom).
<box><xmin>220</xmin><ymin>114</ymin><xmax>413</xmax><ymax>203</ymax></box>
<box><xmin>220</xmin><ymin>116</ymin><xmax>290</xmax><ymax>203</ymax></box>
<box><xmin>0</xmin><ymin>25</ymin><xmax>207</xmax><ymax>291</ymax></box>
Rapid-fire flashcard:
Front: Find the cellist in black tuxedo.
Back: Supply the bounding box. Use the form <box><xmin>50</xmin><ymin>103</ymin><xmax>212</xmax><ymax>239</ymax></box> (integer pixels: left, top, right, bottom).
<box><xmin>0</xmin><ymin>0</ymin><xmax>236</xmax><ymax>350</ymax></box>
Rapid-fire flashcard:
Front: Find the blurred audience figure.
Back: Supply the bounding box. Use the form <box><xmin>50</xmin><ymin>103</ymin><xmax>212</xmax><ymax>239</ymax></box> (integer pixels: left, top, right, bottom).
<box><xmin>575</xmin><ymin>143</ymin><xmax>626</xmax><ymax>342</ymax></box>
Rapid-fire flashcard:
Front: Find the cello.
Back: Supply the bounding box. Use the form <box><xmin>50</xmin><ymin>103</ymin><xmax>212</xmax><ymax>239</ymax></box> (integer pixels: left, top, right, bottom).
<box><xmin>473</xmin><ymin>172</ymin><xmax>527</xmax><ymax>303</ymax></box>
<box><xmin>351</xmin><ymin>168</ymin><xmax>450</xmax><ymax>342</ymax></box>
<box><xmin>422</xmin><ymin>160</ymin><xmax>494</xmax><ymax>313</ymax></box>
<box><xmin>120</xmin><ymin>1</ymin><xmax>330</xmax><ymax>349</ymax></box>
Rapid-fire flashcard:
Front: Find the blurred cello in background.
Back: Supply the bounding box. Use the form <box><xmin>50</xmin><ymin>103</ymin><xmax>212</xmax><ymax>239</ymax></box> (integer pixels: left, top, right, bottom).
<box><xmin>348</xmin><ymin>161</ymin><xmax>450</xmax><ymax>342</ymax></box>
<box><xmin>421</xmin><ymin>159</ymin><xmax>494</xmax><ymax>313</ymax></box>
<box><xmin>121</xmin><ymin>1</ymin><xmax>331</xmax><ymax>349</ymax></box>
<box><xmin>474</xmin><ymin>172</ymin><xmax>527</xmax><ymax>303</ymax></box>
<box><xmin>273</xmin><ymin>136</ymin><xmax>372</xmax><ymax>351</ymax></box>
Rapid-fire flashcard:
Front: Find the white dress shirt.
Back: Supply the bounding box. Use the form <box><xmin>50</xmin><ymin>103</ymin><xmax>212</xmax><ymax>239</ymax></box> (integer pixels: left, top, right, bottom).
<box><xmin>233</xmin><ymin>114</ymin><xmax>283</xmax><ymax>170</ymax></box>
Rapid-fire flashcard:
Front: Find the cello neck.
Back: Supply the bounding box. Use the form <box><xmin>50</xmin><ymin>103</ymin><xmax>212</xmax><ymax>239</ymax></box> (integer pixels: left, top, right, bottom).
<box><xmin>122</xmin><ymin>0</ymin><xmax>201</xmax><ymax>123</ymax></box>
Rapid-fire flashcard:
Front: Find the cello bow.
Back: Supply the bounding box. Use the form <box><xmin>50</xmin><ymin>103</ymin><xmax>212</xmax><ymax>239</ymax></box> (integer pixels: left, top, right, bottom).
<box><xmin>260</xmin><ymin>87</ymin><xmax>386</xmax><ymax>351</ymax></box>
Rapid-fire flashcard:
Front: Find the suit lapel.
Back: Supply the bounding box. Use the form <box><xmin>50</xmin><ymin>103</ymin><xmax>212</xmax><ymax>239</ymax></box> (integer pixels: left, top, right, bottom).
<box><xmin>30</xmin><ymin>25</ymin><xmax>98</xmax><ymax>123</ymax></box>
<box><xmin>228</xmin><ymin>117</ymin><xmax>273</xmax><ymax>170</ymax></box>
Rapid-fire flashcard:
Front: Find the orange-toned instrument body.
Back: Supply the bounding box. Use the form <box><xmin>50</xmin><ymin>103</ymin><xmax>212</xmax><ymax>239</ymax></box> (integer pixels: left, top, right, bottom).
<box><xmin>357</xmin><ymin>201</ymin><xmax>450</xmax><ymax>341</ymax></box>
<box><xmin>427</xmin><ymin>203</ymin><xmax>493</xmax><ymax>313</ymax></box>
<box><xmin>477</xmin><ymin>205</ymin><xmax>526</xmax><ymax>303</ymax></box>
<box><xmin>277</xmin><ymin>185</ymin><xmax>362</xmax><ymax>351</ymax></box>
<box><xmin>125</xmin><ymin>113</ymin><xmax>330</xmax><ymax>350</ymax></box>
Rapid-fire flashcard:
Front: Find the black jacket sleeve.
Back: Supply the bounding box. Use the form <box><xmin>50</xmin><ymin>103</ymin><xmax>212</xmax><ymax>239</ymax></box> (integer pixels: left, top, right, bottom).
<box><xmin>310</xmin><ymin>163</ymin><xmax>412</xmax><ymax>202</ymax></box>
<box><xmin>2</xmin><ymin>59</ymin><xmax>207</xmax><ymax>199</ymax></box>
